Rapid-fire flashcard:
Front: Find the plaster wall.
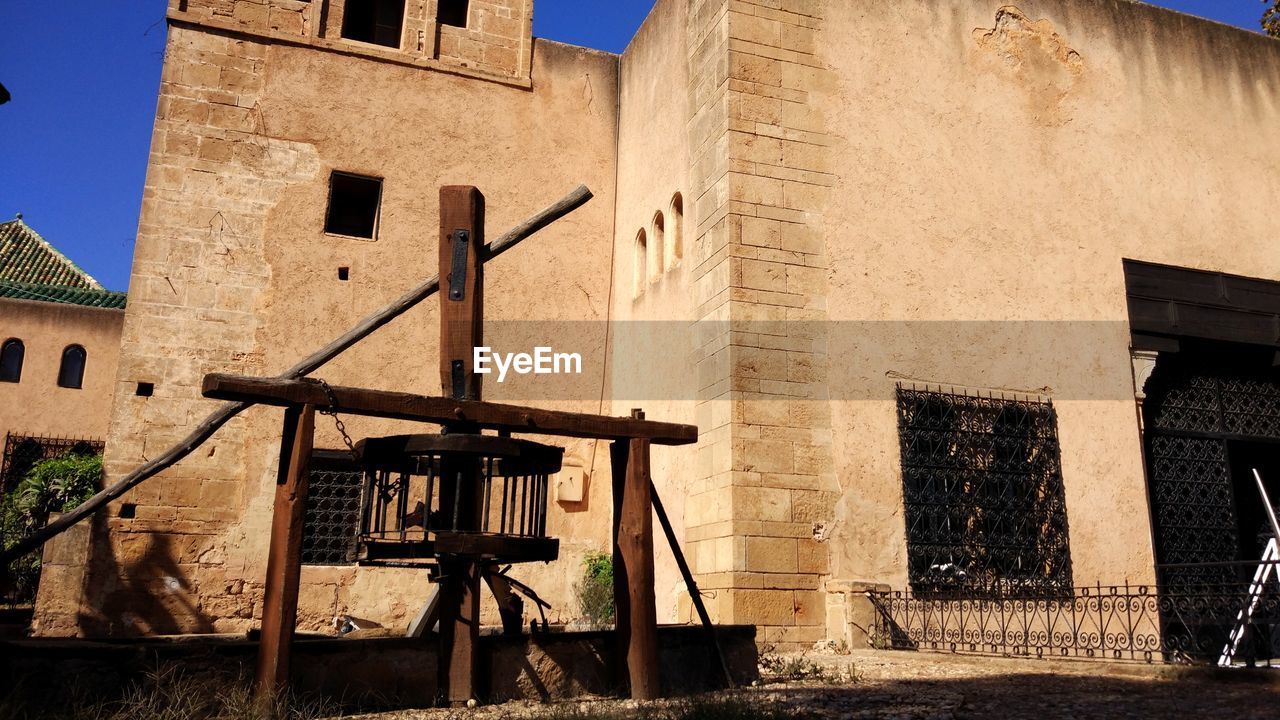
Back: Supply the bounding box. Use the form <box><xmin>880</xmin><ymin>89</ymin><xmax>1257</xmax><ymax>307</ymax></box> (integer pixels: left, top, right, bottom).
<box><xmin>43</xmin><ymin>20</ymin><xmax>620</xmax><ymax>637</ymax></box>
<box><xmin>814</xmin><ymin>0</ymin><xmax>1280</xmax><ymax>599</ymax></box>
<box><xmin>611</xmin><ymin>0</ymin><xmax>699</xmax><ymax>624</ymax></box>
<box><xmin>0</xmin><ymin>299</ymin><xmax>124</xmax><ymax>445</ymax></box>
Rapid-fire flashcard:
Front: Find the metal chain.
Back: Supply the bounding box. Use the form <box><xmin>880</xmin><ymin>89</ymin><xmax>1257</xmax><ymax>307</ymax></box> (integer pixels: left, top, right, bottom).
<box><xmin>314</xmin><ymin>378</ymin><xmax>357</xmax><ymax>457</ymax></box>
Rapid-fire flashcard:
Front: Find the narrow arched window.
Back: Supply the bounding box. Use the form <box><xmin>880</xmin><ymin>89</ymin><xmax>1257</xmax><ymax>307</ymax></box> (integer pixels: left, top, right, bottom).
<box><xmin>58</xmin><ymin>345</ymin><xmax>86</xmax><ymax>389</ymax></box>
<box><xmin>651</xmin><ymin>212</ymin><xmax>666</xmax><ymax>280</ymax></box>
<box><xmin>634</xmin><ymin>229</ymin><xmax>648</xmax><ymax>299</ymax></box>
<box><xmin>0</xmin><ymin>339</ymin><xmax>23</xmax><ymax>383</ymax></box>
<box><xmin>668</xmin><ymin>193</ymin><xmax>684</xmax><ymax>268</ymax></box>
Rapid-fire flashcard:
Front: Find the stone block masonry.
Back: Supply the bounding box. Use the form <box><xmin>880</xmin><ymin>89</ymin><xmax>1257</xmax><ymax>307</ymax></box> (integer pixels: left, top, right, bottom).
<box><xmin>682</xmin><ymin>0</ymin><xmax>836</xmax><ymax>650</ymax></box>
<box><xmin>169</xmin><ymin>0</ymin><xmax>534</xmax><ymax>85</ymax></box>
<box><xmin>40</xmin><ymin>26</ymin><xmax>323</xmax><ymax>637</ymax></box>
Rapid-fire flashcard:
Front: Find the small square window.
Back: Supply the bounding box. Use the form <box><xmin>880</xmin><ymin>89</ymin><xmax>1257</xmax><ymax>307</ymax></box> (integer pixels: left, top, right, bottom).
<box><xmin>338</xmin><ymin>267</ymin><xmax>351</xmax><ymax>281</ymax></box>
<box><xmin>136</xmin><ymin>382</ymin><xmax>155</xmax><ymax>397</ymax></box>
<box><xmin>341</xmin><ymin>0</ymin><xmax>406</xmax><ymax>48</ymax></box>
<box><xmin>438</xmin><ymin>0</ymin><xmax>470</xmax><ymax>28</ymax></box>
<box><xmin>325</xmin><ymin>172</ymin><xmax>383</xmax><ymax>239</ymax></box>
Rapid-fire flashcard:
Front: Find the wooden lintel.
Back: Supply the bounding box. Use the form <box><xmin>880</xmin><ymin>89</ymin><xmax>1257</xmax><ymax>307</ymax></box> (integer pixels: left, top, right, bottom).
<box><xmin>201</xmin><ymin>374</ymin><xmax>699</xmax><ymax>446</ymax></box>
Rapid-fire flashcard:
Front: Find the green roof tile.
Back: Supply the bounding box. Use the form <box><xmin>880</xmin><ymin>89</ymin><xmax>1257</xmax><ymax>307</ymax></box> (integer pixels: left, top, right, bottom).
<box><xmin>0</xmin><ymin>281</ymin><xmax>127</xmax><ymax>309</ymax></box>
<box><xmin>0</xmin><ymin>218</ymin><xmax>104</xmax><ymax>289</ymax></box>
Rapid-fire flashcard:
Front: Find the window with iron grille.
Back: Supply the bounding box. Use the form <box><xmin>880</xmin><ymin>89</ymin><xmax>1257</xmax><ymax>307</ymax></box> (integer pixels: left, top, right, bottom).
<box><xmin>302</xmin><ymin>453</ymin><xmax>364</xmax><ymax>566</ymax></box>
<box><xmin>896</xmin><ymin>385</ymin><xmax>1073</xmax><ymax>597</ymax></box>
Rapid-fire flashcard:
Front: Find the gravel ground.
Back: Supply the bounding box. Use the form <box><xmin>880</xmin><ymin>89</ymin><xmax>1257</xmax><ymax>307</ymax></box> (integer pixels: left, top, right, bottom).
<box><xmin>354</xmin><ymin>649</ymin><xmax>1279</xmax><ymax>720</ymax></box>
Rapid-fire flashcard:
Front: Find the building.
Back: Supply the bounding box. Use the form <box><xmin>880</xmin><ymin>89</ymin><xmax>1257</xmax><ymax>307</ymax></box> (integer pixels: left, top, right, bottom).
<box><xmin>0</xmin><ymin>217</ymin><xmax>127</xmax><ymax>488</ymax></box>
<box><xmin>31</xmin><ymin>0</ymin><xmax>1280</xmax><ymax>657</ymax></box>
<box><xmin>0</xmin><ymin>217</ymin><xmax>127</xmax><ymax>606</ymax></box>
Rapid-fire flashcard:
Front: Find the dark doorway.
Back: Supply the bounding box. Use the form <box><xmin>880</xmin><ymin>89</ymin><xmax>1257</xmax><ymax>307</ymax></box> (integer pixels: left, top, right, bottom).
<box><xmin>1226</xmin><ymin>440</ymin><xmax>1280</xmax><ymax>574</ymax></box>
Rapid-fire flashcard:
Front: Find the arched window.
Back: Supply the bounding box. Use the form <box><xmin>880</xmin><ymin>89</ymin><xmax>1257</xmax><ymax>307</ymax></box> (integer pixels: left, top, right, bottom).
<box><xmin>651</xmin><ymin>212</ymin><xmax>665</xmax><ymax>280</ymax></box>
<box><xmin>0</xmin><ymin>339</ymin><xmax>23</xmax><ymax>383</ymax></box>
<box><xmin>58</xmin><ymin>345</ymin><xmax>86</xmax><ymax>389</ymax></box>
<box><xmin>668</xmin><ymin>193</ymin><xmax>684</xmax><ymax>268</ymax></box>
<box><xmin>634</xmin><ymin>229</ymin><xmax>648</xmax><ymax>299</ymax></box>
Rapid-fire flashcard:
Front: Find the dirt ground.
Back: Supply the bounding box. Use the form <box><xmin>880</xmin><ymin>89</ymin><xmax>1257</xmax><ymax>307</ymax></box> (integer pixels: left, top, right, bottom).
<box><xmin>357</xmin><ymin>649</ymin><xmax>1280</xmax><ymax>720</ymax></box>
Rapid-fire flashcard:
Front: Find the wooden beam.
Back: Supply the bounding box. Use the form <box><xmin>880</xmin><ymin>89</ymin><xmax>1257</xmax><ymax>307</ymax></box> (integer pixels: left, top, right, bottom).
<box><xmin>611</xmin><ymin>410</ymin><xmax>660</xmax><ymax>700</ymax></box>
<box><xmin>201</xmin><ymin>375</ymin><xmax>699</xmax><ymax>446</ymax></box>
<box><xmin>439</xmin><ymin>186</ymin><xmax>485</xmax><ymax>401</ymax></box>
<box><xmin>255</xmin><ymin>404</ymin><xmax>315</xmax><ymax>704</ymax></box>
<box><xmin>436</xmin><ymin>559</ymin><xmax>482</xmax><ymax>706</ymax></box>
<box><xmin>436</xmin><ymin>186</ymin><xmax>486</xmax><ymax>707</ymax></box>
<box><xmin>0</xmin><ymin>184</ymin><xmax>594</xmax><ymax>568</ymax></box>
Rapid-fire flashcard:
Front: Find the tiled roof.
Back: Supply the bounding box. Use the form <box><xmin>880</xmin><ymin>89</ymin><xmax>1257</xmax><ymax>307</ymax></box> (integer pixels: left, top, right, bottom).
<box><xmin>0</xmin><ymin>281</ymin><xmax>127</xmax><ymax>310</ymax></box>
<box><xmin>0</xmin><ymin>218</ymin><xmax>103</xmax><ymax>289</ymax></box>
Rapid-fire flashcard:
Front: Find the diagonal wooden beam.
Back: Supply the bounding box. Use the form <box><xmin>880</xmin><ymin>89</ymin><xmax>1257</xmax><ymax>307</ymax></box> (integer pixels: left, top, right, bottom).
<box><xmin>0</xmin><ymin>185</ymin><xmax>593</xmax><ymax>569</ymax></box>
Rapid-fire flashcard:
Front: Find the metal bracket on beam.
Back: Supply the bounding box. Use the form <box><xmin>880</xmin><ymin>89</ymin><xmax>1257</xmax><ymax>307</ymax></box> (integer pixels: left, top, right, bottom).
<box><xmin>449</xmin><ymin>229</ymin><xmax>470</xmax><ymax>301</ymax></box>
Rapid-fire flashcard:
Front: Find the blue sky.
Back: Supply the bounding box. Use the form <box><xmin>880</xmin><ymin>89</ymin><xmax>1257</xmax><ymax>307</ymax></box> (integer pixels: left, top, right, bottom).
<box><xmin>0</xmin><ymin>1</ymin><xmax>1269</xmax><ymax>291</ymax></box>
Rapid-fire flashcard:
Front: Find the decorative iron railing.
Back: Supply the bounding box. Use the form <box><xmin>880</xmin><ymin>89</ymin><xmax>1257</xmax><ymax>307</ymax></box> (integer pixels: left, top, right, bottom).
<box><xmin>870</xmin><ymin>570</ymin><xmax>1279</xmax><ymax>667</ymax></box>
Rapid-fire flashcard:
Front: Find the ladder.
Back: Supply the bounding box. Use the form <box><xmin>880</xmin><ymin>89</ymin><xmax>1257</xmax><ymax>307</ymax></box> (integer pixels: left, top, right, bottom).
<box><xmin>1218</xmin><ymin>469</ymin><xmax>1280</xmax><ymax>667</ymax></box>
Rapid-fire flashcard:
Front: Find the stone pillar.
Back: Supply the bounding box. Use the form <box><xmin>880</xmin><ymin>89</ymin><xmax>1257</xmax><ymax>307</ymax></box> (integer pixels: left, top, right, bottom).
<box><xmin>683</xmin><ymin>0</ymin><xmax>838</xmax><ymax>650</ymax></box>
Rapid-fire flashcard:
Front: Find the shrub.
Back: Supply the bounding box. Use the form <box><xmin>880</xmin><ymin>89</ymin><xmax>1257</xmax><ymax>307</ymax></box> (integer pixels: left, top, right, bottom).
<box><xmin>1</xmin><ymin>453</ymin><xmax>102</xmax><ymax>604</ymax></box>
<box><xmin>575</xmin><ymin>550</ymin><xmax>614</xmax><ymax>627</ymax></box>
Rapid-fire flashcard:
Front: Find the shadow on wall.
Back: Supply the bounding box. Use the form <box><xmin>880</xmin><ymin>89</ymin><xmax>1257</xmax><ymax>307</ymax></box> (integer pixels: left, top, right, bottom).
<box><xmin>79</xmin><ymin>517</ymin><xmax>215</xmax><ymax>636</ymax></box>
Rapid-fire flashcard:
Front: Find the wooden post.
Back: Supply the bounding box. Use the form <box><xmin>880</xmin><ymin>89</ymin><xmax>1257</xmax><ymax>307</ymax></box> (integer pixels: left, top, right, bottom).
<box><xmin>611</xmin><ymin>409</ymin><xmax>660</xmax><ymax>699</ymax></box>
<box><xmin>436</xmin><ymin>186</ymin><xmax>485</xmax><ymax>706</ymax></box>
<box><xmin>439</xmin><ymin>185</ymin><xmax>484</xmax><ymax>402</ymax></box>
<box><xmin>255</xmin><ymin>403</ymin><xmax>316</xmax><ymax>704</ymax></box>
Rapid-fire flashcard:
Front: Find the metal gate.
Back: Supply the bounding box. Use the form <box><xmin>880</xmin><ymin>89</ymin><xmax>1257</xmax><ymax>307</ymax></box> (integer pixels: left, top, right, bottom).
<box><xmin>1142</xmin><ymin>350</ymin><xmax>1280</xmax><ymax>664</ymax></box>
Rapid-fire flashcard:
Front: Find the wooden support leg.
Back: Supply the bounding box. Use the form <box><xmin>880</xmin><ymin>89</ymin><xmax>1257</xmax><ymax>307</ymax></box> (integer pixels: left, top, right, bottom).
<box><xmin>437</xmin><ymin>560</ymin><xmax>482</xmax><ymax>706</ymax></box>
<box><xmin>255</xmin><ymin>404</ymin><xmax>315</xmax><ymax>705</ymax></box>
<box><xmin>611</xmin><ymin>410</ymin><xmax>660</xmax><ymax>700</ymax></box>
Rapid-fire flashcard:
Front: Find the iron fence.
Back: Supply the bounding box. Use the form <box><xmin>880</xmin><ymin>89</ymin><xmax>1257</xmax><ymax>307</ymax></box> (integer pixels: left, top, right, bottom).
<box><xmin>870</xmin><ymin>569</ymin><xmax>1280</xmax><ymax>667</ymax></box>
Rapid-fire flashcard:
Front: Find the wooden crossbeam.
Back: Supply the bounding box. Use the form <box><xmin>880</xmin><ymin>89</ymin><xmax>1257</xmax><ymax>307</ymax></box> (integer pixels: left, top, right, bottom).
<box><xmin>201</xmin><ymin>375</ymin><xmax>699</xmax><ymax>446</ymax></box>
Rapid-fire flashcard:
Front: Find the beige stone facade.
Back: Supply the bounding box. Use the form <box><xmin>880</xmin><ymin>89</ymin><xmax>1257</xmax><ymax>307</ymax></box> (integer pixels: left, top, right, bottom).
<box><xmin>35</xmin><ymin>0</ymin><xmax>1280</xmax><ymax>652</ymax></box>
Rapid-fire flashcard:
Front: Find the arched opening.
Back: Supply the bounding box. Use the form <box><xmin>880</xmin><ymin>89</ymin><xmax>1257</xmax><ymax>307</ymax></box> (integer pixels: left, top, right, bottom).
<box><xmin>651</xmin><ymin>212</ymin><xmax>665</xmax><ymax>281</ymax></box>
<box><xmin>0</xmin><ymin>339</ymin><xmax>23</xmax><ymax>383</ymax></box>
<box><xmin>58</xmin><ymin>345</ymin><xmax>86</xmax><ymax>389</ymax></box>
<box><xmin>668</xmin><ymin>193</ymin><xmax>684</xmax><ymax>268</ymax></box>
<box><xmin>633</xmin><ymin>229</ymin><xmax>648</xmax><ymax>299</ymax></box>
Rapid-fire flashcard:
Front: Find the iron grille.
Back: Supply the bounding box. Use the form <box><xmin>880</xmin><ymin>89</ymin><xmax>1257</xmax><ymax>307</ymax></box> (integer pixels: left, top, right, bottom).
<box><xmin>896</xmin><ymin>385</ymin><xmax>1073</xmax><ymax>598</ymax></box>
<box><xmin>870</xmin><ymin>571</ymin><xmax>1279</xmax><ymax>666</ymax></box>
<box><xmin>1144</xmin><ymin>357</ymin><xmax>1280</xmax><ymax>591</ymax></box>
<box><xmin>302</xmin><ymin>453</ymin><xmax>363</xmax><ymax>566</ymax></box>
<box><xmin>1</xmin><ymin>433</ymin><xmax>104</xmax><ymax>494</ymax></box>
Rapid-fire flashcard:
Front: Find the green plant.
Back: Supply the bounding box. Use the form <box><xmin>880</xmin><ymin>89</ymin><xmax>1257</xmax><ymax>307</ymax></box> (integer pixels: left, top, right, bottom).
<box><xmin>574</xmin><ymin>550</ymin><xmax>614</xmax><ymax>627</ymax></box>
<box><xmin>1</xmin><ymin>453</ymin><xmax>102</xmax><ymax>605</ymax></box>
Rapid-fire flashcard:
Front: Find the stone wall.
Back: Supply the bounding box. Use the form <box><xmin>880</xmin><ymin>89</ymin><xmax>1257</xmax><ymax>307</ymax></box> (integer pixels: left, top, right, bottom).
<box><xmin>168</xmin><ymin>0</ymin><xmax>534</xmax><ymax>84</ymax></box>
<box><xmin>675</xmin><ymin>0</ymin><xmax>835</xmax><ymax>650</ymax></box>
<box><xmin>815</xmin><ymin>0</ymin><xmax>1280</xmax><ymax>640</ymax></box>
